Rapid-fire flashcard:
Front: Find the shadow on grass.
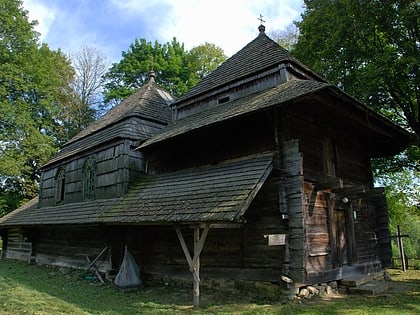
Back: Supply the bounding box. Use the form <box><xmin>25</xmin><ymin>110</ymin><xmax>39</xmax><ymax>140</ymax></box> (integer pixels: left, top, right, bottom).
<box><xmin>0</xmin><ymin>259</ymin><xmax>286</xmax><ymax>314</ymax></box>
<box><xmin>1</xmin><ymin>260</ymin><xmax>420</xmax><ymax>315</ymax></box>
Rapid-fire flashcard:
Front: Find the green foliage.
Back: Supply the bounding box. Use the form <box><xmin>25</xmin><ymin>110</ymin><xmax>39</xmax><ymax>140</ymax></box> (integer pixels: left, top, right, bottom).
<box><xmin>103</xmin><ymin>38</ymin><xmax>226</xmax><ymax>108</ymax></box>
<box><xmin>293</xmin><ymin>0</ymin><xmax>419</xmax><ymax>171</ymax></box>
<box><xmin>0</xmin><ymin>179</ymin><xmax>27</xmax><ymax>217</ymax></box>
<box><xmin>187</xmin><ymin>42</ymin><xmax>227</xmax><ymax>87</ymax></box>
<box><xmin>0</xmin><ymin>0</ymin><xmax>79</xmax><ymax>213</ymax></box>
<box><xmin>381</xmin><ymin>170</ymin><xmax>420</xmax><ymax>261</ymax></box>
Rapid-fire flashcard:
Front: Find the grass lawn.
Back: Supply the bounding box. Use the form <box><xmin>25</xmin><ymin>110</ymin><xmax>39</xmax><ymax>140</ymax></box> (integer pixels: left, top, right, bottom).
<box><xmin>0</xmin><ymin>259</ymin><xmax>419</xmax><ymax>315</ymax></box>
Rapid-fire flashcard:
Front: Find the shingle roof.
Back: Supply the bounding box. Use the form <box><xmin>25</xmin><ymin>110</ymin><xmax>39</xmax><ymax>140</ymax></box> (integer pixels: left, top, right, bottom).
<box><xmin>42</xmin><ymin>79</ymin><xmax>174</xmax><ymax>167</ymax></box>
<box><xmin>0</xmin><ymin>154</ymin><xmax>273</xmax><ymax>226</ymax></box>
<box><xmin>44</xmin><ymin>118</ymin><xmax>161</xmax><ymax>166</ymax></box>
<box><xmin>139</xmin><ymin>79</ymin><xmax>332</xmax><ymax>149</ymax></box>
<box><xmin>176</xmin><ymin>30</ymin><xmax>321</xmax><ymax>104</ymax></box>
<box><xmin>68</xmin><ymin>80</ymin><xmax>174</xmax><ymax>144</ymax></box>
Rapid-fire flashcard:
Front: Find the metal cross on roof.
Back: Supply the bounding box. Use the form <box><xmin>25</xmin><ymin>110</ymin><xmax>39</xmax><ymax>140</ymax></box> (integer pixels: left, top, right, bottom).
<box><xmin>258</xmin><ymin>14</ymin><xmax>266</xmax><ymax>25</ymax></box>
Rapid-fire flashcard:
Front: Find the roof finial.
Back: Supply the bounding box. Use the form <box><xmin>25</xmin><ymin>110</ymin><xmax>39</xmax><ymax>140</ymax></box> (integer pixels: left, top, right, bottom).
<box><xmin>149</xmin><ymin>69</ymin><xmax>156</xmax><ymax>82</ymax></box>
<box><xmin>149</xmin><ymin>56</ymin><xmax>156</xmax><ymax>82</ymax></box>
<box><xmin>257</xmin><ymin>14</ymin><xmax>266</xmax><ymax>33</ymax></box>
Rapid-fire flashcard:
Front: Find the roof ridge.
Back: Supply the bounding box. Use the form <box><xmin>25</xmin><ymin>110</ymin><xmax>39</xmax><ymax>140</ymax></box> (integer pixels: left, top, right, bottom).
<box><xmin>64</xmin><ymin>79</ymin><xmax>174</xmax><ymax>147</ymax></box>
<box><xmin>175</xmin><ymin>31</ymin><xmax>292</xmax><ymax>104</ymax></box>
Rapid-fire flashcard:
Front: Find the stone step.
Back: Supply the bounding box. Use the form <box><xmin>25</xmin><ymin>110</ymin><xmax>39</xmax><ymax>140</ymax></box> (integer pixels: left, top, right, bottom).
<box><xmin>340</xmin><ymin>274</ymin><xmax>374</xmax><ymax>287</ymax></box>
<box><xmin>348</xmin><ymin>280</ymin><xmax>390</xmax><ymax>295</ymax></box>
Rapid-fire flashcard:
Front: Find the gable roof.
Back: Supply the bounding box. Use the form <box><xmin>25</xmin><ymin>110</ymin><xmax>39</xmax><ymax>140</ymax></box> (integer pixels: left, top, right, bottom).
<box><xmin>139</xmin><ymin>79</ymin><xmax>332</xmax><ymax>149</ymax></box>
<box><xmin>138</xmin><ymin>78</ymin><xmax>414</xmax><ymax>156</ymax></box>
<box><xmin>68</xmin><ymin>79</ymin><xmax>174</xmax><ymax>145</ymax></box>
<box><xmin>176</xmin><ymin>28</ymin><xmax>322</xmax><ymax>104</ymax></box>
<box><xmin>0</xmin><ymin>154</ymin><xmax>273</xmax><ymax>226</ymax></box>
<box><xmin>43</xmin><ymin>78</ymin><xmax>174</xmax><ymax>168</ymax></box>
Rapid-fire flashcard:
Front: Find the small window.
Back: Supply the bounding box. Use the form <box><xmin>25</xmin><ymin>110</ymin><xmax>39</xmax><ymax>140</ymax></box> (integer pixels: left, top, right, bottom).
<box><xmin>83</xmin><ymin>157</ymin><xmax>96</xmax><ymax>201</ymax></box>
<box><xmin>218</xmin><ymin>96</ymin><xmax>230</xmax><ymax>104</ymax></box>
<box><xmin>55</xmin><ymin>168</ymin><xmax>66</xmax><ymax>203</ymax></box>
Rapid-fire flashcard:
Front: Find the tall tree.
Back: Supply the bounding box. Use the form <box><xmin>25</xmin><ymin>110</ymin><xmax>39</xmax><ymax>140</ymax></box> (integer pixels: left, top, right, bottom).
<box><xmin>103</xmin><ymin>38</ymin><xmax>163</xmax><ymax>108</ymax></box>
<box><xmin>293</xmin><ymin>0</ymin><xmax>419</xmax><ymax>172</ymax></box>
<box><xmin>69</xmin><ymin>45</ymin><xmax>109</xmax><ymax>135</ymax></box>
<box><xmin>103</xmin><ymin>38</ymin><xmax>226</xmax><ymax>108</ymax></box>
<box><xmin>0</xmin><ymin>0</ymin><xmax>76</xmax><ymax>214</ymax></box>
<box><xmin>381</xmin><ymin>170</ymin><xmax>420</xmax><ymax>261</ymax></box>
<box><xmin>187</xmin><ymin>42</ymin><xmax>227</xmax><ymax>87</ymax></box>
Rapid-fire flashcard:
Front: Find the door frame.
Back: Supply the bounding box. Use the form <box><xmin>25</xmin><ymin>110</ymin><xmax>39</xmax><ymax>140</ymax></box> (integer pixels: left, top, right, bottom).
<box><xmin>326</xmin><ymin>194</ymin><xmax>356</xmax><ymax>268</ymax></box>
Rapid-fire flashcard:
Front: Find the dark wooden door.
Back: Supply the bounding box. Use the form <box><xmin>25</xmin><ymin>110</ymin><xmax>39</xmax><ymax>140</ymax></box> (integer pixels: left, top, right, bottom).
<box><xmin>333</xmin><ymin>209</ymin><xmax>348</xmax><ymax>267</ymax></box>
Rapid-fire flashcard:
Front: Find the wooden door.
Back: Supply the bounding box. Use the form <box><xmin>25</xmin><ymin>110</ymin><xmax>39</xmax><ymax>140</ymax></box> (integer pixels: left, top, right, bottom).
<box><xmin>333</xmin><ymin>209</ymin><xmax>348</xmax><ymax>267</ymax></box>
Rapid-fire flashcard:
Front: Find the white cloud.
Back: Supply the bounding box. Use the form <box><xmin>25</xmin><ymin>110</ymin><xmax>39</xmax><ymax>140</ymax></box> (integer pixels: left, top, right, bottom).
<box><xmin>22</xmin><ymin>0</ymin><xmax>303</xmax><ymax>61</ymax></box>
<box><xmin>23</xmin><ymin>0</ymin><xmax>56</xmax><ymax>42</ymax></box>
<box><xmin>109</xmin><ymin>0</ymin><xmax>164</xmax><ymax>11</ymax></box>
<box><xmin>107</xmin><ymin>0</ymin><xmax>302</xmax><ymax>56</ymax></box>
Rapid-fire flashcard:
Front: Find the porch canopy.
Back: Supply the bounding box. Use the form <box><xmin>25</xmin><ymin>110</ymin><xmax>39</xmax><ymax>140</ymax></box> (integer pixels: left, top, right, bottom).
<box><xmin>0</xmin><ymin>154</ymin><xmax>273</xmax><ymax>227</ymax></box>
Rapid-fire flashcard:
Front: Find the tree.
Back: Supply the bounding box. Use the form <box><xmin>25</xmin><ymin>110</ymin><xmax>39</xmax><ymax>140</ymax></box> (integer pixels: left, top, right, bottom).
<box><xmin>69</xmin><ymin>45</ymin><xmax>109</xmax><ymax>134</ymax></box>
<box><xmin>293</xmin><ymin>0</ymin><xmax>419</xmax><ymax>172</ymax></box>
<box><xmin>103</xmin><ymin>38</ymin><xmax>167</xmax><ymax>107</ymax></box>
<box><xmin>187</xmin><ymin>42</ymin><xmax>227</xmax><ymax>87</ymax></box>
<box><xmin>269</xmin><ymin>24</ymin><xmax>299</xmax><ymax>51</ymax></box>
<box><xmin>0</xmin><ymin>0</ymin><xmax>77</xmax><ymax>214</ymax></box>
<box><xmin>103</xmin><ymin>38</ymin><xmax>226</xmax><ymax>107</ymax></box>
<box><xmin>381</xmin><ymin>170</ymin><xmax>420</xmax><ymax>265</ymax></box>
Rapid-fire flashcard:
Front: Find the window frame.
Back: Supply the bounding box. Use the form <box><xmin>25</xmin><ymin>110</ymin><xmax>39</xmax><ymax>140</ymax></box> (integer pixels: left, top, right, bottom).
<box><xmin>82</xmin><ymin>157</ymin><xmax>96</xmax><ymax>201</ymax></box>
<box><xmin>55</xmin><ymin>167</ymin><xmax>66</xmax><ymax>204</ymax></box>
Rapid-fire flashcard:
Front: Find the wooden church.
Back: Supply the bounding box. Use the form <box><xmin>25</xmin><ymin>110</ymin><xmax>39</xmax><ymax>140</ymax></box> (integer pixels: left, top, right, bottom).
<box><xmin>0</xmin><ymin>25</ymin><xmax>414</xmax><ymax>302</ymax></box>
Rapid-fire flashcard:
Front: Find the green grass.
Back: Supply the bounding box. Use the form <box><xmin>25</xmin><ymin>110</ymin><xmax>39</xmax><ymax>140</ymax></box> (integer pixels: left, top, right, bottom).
<box><xmin>0</xmin><ymin>259</ymin><xmax>419</xmax><ymax>315</ymax></box>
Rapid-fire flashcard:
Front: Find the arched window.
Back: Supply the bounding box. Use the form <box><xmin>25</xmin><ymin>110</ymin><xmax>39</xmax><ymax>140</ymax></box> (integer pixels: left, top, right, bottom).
<box><xmin>55</xmin><ymin>168</ymin><xmax>66</xmax><ymax>203</ymax></box>
<box><xmin>83</xmin><ymin>157</ymin><xmax>96</xmax><ymax>201</ymax></box>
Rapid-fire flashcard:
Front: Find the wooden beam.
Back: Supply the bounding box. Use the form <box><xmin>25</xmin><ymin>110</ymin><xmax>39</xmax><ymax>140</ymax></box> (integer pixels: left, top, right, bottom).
<box><xmin>192</xmin><ymin>225</ymin><xmax>209</xmax><ymax>267</ymax></box>
<box><xmin>87</xmin><ymin>246</ymin><xmax>109</xmax><ymax>270</ymax></box>
<box><xmin>175</xmin><ymin>224</ymin><xmax>210</xmax><ymax>307</ymax></box>
<box><xmin>325</xmin><ymin>193</ymin><xmax>337</xmax><ymax>268</ymax></box>
<box><xmin>193</xmin><ymin>228</ymin><xmax>200</xmax><ymax>307</ymax></box>
<box><xmin>345</xmin><ymin>203</ymin><xmax>357</xmax><ymax>265</ymax></box>
<box><xmin>175</xmin><ymin>226</ymin><xmax>193</xmax><ymax>270</ymax></box>
<box><xmin>195</xmin><ymin>223</ymin><xmax>243</xmax><ymax>229</ymax></box>
<box><xmin>314</xmin><ymin>178</ymin><xmax>343</xmax><ymax>191</ymax></box>
<box><xmin>86</xmin><ymin>256</ymin><xmax>105</xmax><ymax>283</ymax></box>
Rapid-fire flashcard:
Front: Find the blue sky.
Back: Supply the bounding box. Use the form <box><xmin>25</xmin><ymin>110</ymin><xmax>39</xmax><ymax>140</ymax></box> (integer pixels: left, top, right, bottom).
<box><xmin>23</xmin><ymin>0</ymin><xmax>304</xmax><ymax>63</ymax></box>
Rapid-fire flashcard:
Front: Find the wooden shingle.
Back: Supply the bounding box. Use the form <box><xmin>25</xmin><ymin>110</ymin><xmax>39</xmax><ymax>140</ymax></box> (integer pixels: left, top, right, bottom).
<box><xmin>43</xmin><ymin>80</ymin><xmax>174</xmax><ymax>167</ymax></box>
<box><xmin>139</xmin><ymin>79</ymin><xmax>331</xmax><ymax>149</ymax></box>
<box><xmin>0</xmin><ymin>154</ymin><xmax>273</xmax><ymax>226</ymax></box>
<box><xmin>176</xmin><ymin>31</ymin><xmax>321</xmax><ymax>104</ymax></box>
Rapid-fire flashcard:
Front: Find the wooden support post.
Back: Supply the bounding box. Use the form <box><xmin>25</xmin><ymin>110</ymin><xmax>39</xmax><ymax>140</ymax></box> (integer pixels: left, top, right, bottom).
<box><xmin>325</xmin><ymin>193</ymin><xmax>337</xmax><ymax>268</ymax></box>
<box><xmin>397</xmin><ymin>225</ymin><xmax>407</xmax><ymax>272</ymax></box>
<box><xmin>345</xmin><ymin>203</ymin><xmax>357</xmax><ymax>265</ymax></box>
<box><xmin>193</xmin><ymin>228</ymin><xmax>200</xmax><ymax>307</ymax></box>
<box><xmin>175</xmin><ymin>224</ymin><xmax>210</xmax><ymax>307</ymax></box>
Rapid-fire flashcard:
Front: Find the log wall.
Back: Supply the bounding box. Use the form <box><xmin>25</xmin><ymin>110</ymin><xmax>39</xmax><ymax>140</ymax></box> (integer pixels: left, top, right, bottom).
<box><xmin>32</xmin><ymin>226</ymin><xmax>110</xmax><ymax>272</ymax></box>
<box><xmin>279</xmin><ymin>140</ymin><xmax>306</xmax><ymax>284</ymax></box>
<box><xmin>5</xmin><ymin>228</ymin><xmax>32</xmax><ymax>261</ymax></box>
<box><xmin>145</xmin><ymin>112</ymin><xmax>275</xmax><ymax>173</ymax></box>
<box><xmin>284</xmin><ymin>107</ymin><xmax>385</xmax><ymax>283</ymax></box>
<box><xmin>40</xmin><ymin>140</ymin><xmax>146</xmax><ymax>207</ymax></box>
<box><xmin>118</xmin><ymin>177</ymin><xmax>286</xmax><ymax>282</ymax></box>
